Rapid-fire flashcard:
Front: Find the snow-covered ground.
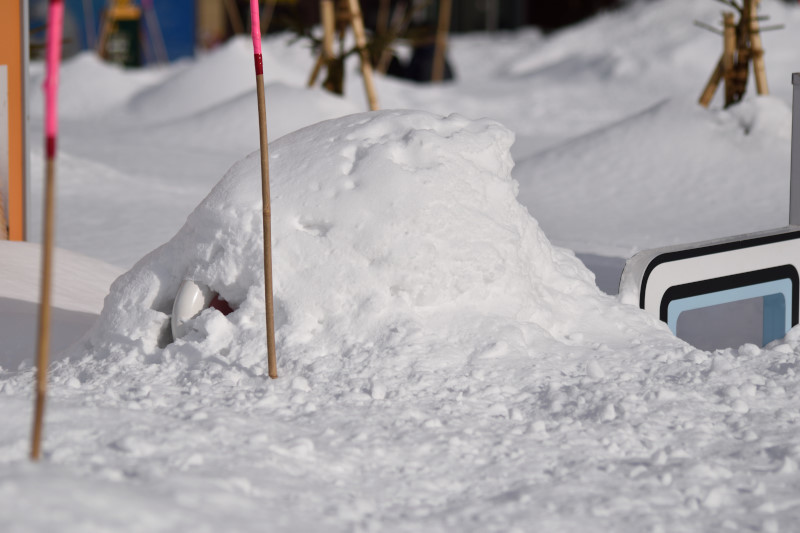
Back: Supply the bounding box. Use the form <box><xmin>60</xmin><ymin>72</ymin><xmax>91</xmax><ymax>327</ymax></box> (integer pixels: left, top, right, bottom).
<box><xmin>3</xmin><ymin>0</ymin><xmax>800</xmax><ymax>531</ymax></box>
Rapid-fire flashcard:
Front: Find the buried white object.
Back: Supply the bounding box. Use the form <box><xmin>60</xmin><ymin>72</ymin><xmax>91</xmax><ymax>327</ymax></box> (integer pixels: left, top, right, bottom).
<box><xmin>171</xmin><ymin>279</ymin><xmax>214</xmax><ymax>340</ymax></box>
<box><xmin>619</xmin><ymin>73</ymin><xmax>800</xmax><ymax>349</ymax></box>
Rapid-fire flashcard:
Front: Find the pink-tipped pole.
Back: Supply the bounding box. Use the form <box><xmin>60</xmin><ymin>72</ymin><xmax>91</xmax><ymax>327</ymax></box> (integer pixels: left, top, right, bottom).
<box><xmin>32</xmin><ymin>0</ymin><xmax>64</xmax><ymax>462</ymax></box>
<box><xmin>250</xmin><ymin>0</ymin><xmax>277</xmax><ymax>379</ymax></box>
<box><xmin>44</xmin><ymin>0</ymin><xmax>64</xmax><ymax>159</ymax></box>
<box><xmin>251</xmin><ymin>0</ymin><xmax>263</xmax><ymax>59</ymax></box>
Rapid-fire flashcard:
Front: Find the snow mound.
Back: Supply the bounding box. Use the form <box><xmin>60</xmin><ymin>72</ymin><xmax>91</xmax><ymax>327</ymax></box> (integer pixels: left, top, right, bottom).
<box><xmin>149</xmin><ymin>82</ymin><xmax>362</xmax><ymax>152</ymax></box>
<box><xmin>127</xmin><ymin>37</ymin><xmax>310</xmax><ymax>122</ymax></box>
<box><xmin>62</xmin><ymin>110</ymin><xmax>670</xmax><ymax>387</ymax></box>
<box><xmin>514</xmin><ymin>97</ymin><xmax>792</xmax><ymax>256</ymax></box>
<box><xmin>28</xmin><ymin>52</ymin><xmax>167</xmax><ymax>120</ymax></box>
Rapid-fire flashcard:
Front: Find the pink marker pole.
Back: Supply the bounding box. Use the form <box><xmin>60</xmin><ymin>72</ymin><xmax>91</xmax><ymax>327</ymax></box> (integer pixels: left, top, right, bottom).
<box><xmin>32</xmin><ymin>0</ymin><xmax>64</xmax><ymax>461</ymax></box>
<box><xmin>250</xmin><ymin>0</ymin><xmax>277</xmax><ymax>379</ymax></box>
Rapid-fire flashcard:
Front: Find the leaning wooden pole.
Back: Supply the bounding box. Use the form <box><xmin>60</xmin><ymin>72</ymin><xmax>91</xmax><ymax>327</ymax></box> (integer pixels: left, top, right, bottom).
<box><xmin>31</xmin><ymin>0</ymin><xmax>64</xmax><ymax>461</ymax></box>
<box><xmin>722</xmin><ymin>12</ymin><xmax>736</xmax><ymax>107</ymax></box>
<box><xmin>250</xmin><ymin>0</ymin><xmax>278</xmax><ymax>379</ymax></box>
<box><xmin>431</xmin><ymin>0</ymin><xmax>452</xmax><ymax>83</ymax></box>
<box><xmin>749</xmin><ymin>0</ymin><xmax>769</xmax><ymax>95</ymax></box>
<box><xmin>346</xmin><ymin>0</ymin><xmax>380</xmax><ymax>111</ymax></box>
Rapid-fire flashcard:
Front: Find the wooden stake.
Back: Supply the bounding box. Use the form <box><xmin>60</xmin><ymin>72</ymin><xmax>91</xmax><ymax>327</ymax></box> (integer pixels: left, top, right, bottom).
<box><xmin>749</xmin><ymin>0</ymin><xmax>769</xmax><ymax>95</ymax></box>
<box><xmin>321</xmin><ymin>0</ymin><xmax>336</xmax><ymax>60</ymax></box>
<box><xmin>432</xmin><ymin>0</ymin><xmax>452</xmax><ymax>83</ymax></box>
<box><xmin>250</xmin><ymin>0</ymin><xmax>277</xmax><ymax>379</ymax></box>
<box><xmin>345</xmin><ymin>0</ymin><xmax>379</xmax><ymax>110</ymax></box>
<box><xmin>307</xmin><ymin>0</ymin><xmax>335</xmax><ymax>88</ymax></box>
<box><xmin>376</xmin><ymin>0</ymin><xmax>407</xmax><ymax>74</ymax></box>
<box><xmin>722</xmin><ymin>12</ymin><xmax>736</xmax><ymax>107</ymax></box>
<box><xmin>32</xmin><ymin>0</ymin><xmax>64</xmax><ymax>462</ymax></box>
<box><xmin>699</xmin><ymin>58</ymin><xmax>723</xmax><ymax>107</ymax></box>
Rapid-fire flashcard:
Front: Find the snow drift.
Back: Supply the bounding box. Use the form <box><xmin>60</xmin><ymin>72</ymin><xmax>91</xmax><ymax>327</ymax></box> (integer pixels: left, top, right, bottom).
<box><xmin>514</xmin><ymin>97</ymin><xmax>793</xmax><ymax>256</ymax></box>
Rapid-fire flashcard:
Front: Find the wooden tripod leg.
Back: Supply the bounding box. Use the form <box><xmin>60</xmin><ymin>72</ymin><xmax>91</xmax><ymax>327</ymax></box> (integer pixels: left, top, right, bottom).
<box><xmin>308</xmin><ymin>0</ymin><xmax>336</xmax><ymax>88</ymax></box>
<box><xmin>345</xmin><ymin>0</ymin><xmax>379</xmax><ymax>110</ymax></box>
<box><xmin>321</xmin><ymin>0</ymin><xmax>335</xmax><ymax>59</ymax></box>
<box><xmin>722</xmin><ymin>12</ymin><xmax>736</xmax><ymax>107</ymax></box>
<box><xmin>432</xmin><ymin>0</ymin><xmax>452</xmax><ymax>82</ymax></box>
<box><xmin>376</xmin><ymin>1</ymin><xmax>407</xmax><ymax>74</ymax></box>
<box><xmin>699</xmin><ymin>57</ymin><xmax>723</xmax><ymax>108</ymax></box>
<box><xmin>308</xmin><ymin>53</ymin><xmax>325</xmax><ymax>87</ymax></box>
<box><xmin>750</xmin><ymin>0</ymin><xmax>769</xmax><ymax>95</ymax></box>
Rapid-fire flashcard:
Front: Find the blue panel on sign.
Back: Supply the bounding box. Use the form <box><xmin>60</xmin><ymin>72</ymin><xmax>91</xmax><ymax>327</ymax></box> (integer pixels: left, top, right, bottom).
<box><xmin>667</xmin><ymin>280</ymin><xmax>792</xmax><ymax>346</ymax></box>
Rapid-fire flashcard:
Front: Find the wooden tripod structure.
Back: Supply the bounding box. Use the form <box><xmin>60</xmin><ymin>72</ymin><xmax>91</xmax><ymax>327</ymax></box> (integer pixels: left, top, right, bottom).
<box><xmin>307</xmin><ymin>0</ymin><xmax>379</xmax><ymax>111</ymax></box>
<box><xmin>698</xmin><ymin>0</ymin><xmax>780</xmax><ymax>108</ymax></box>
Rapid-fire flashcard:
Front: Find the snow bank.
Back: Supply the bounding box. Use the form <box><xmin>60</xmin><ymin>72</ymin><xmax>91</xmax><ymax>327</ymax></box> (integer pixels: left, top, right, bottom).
<box><xmin>149</xmin><ymin>82</ymin><xmax>362</xmax><ymax>152</ymax></box>
<box><xmin>514</xmin><ymin>97</ymin><xmax>792</xmax><ymax>256</ymax></box>
<box><xmin>0</xmin><ymin>241</ymin><xmax>121</xmax><ymax>314</ymax></box>
<box><xmin>127</xmin><ymin>37</ymin><xmax>311</xmax><ymax>122</ymax></box>
<box><xmin>60</xmin><ymin>110</ymin><xmax>670</xmax><ymax>388</ymax></box>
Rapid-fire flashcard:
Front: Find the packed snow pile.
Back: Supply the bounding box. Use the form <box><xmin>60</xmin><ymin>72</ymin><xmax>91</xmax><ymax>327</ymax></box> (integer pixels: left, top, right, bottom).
<box><xmin>58</xmin><ymin>110</ymin><xmax>670</xmax><ymax>389</ymax></box>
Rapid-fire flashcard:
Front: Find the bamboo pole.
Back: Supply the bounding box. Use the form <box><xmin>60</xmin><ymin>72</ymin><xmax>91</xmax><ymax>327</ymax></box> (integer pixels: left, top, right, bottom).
<box><xmin>32</xmin><ymin>0</ymin><xmax>64</xmax><ymax>462</ymax></box>
<box><xmin>345</xmin><ymin>0</ymin><xmax>379</xmax><ymax>111</ymax></box>
<box><xmin>250</xmin><ymin>0</ymin><xmax>277</xmax><ymax>379</ymax></box>
<box><xmin>749</xmin><ymin>0</ymin><xmax>769</xmax><ymax>95</ymax></box>
<box><xmin>307</xmin><ymin>0</ymin><xmax>335</xmax><ymax>88</ymax></box>
<box><xmin>722</xmin><ymin>12</ymin><xmax>736</xmax><ymax>107</ymax></box>
<box><xmin>376</xmin><ymin>1</ymin><xmax>407</xmax><ymax>73</ymax></box>
<box><xmin>431</xmin><ymin>0</ymin><xmax>452</xmax><ymax>82</ymax></box>
<box><xmin>321</xmin><ymin>0</ymin><xmax>336</xmax><ymax>60</ymax></box>
<box><xmin>699</xmin><ymin>58</ymin><xmax>723</xmax><ymax>107</ymax></box>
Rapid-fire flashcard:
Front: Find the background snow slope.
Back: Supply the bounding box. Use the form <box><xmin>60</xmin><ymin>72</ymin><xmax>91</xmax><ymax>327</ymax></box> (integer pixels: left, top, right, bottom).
<box><xmin>19</xmin><ymin>0</ymin><xmax>800</xmax><ymax>269</ymax></box>
<box><xmin>3</xmin><ymin>0</ymin><xmax>800</xmax><ymax>530</ymax></box>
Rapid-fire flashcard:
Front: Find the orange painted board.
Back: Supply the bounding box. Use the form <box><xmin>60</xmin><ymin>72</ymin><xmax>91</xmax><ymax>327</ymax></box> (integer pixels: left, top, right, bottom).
<box><xmin>0</xmin><ymin>0</ymin><xmax>28</xmax><ymax>241</ymax></box>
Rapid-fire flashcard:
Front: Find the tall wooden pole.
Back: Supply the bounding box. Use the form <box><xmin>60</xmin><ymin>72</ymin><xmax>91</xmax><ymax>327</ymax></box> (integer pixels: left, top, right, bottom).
<box><xmin>749</xmin><ymin>0</ymin><xmax>769</xmax><ymax>95</ymax></box>
<box><xmin>722</xmin><ymin>12</ymin><xmax>736</xmax><ymax>107</ymax></box>
<box><xmin>432</xmin><ymin>0</ymin><xmax>452</xmax><ymax>82</ymax></box>
<box><xmin>250</xmin><ymin>0</ymin><xmax>278</xmax><ymax>379</ymax></box>
<box><xmin>346</xmin><ymin>0</ymin><xmax>379</xmax><ymax>111</ymax></box>
<box><xmin>31</xmin><ymin>0</ymin><xmax>64</xmax><ymax>461</ymax></box>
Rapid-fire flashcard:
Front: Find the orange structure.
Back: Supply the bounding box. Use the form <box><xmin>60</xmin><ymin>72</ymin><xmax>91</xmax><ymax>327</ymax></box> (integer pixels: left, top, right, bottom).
<box><xmin>0</xmin><ymin>1</ymin><xmax>29</xmax><ymax>241</ymax></box>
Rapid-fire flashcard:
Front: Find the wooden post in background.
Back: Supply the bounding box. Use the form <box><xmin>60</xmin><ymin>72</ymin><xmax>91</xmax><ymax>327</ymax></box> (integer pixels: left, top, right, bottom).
<box><xmin>346</xmin><ymin>0</ymin><xmax>379</xmax><ymax>110</ymax></box>
<box><xmin>750</xmin><ymin>0</ymin><xmax>769</xmax><ymax>95</ymax></box>
<box><xmin>722</xmin><ymin>12</ymin><xmax>736</xmax><ymax>107</ymax></box>
<box><xmin>432</xmin><ymin>0</ymin><xmax>452</xmax><ymax>82</ymax></box>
